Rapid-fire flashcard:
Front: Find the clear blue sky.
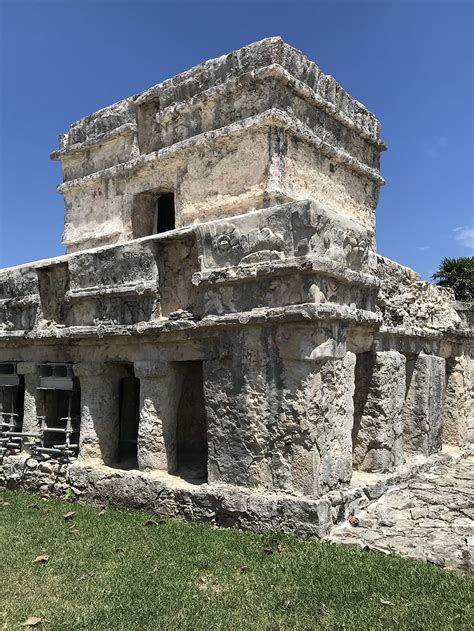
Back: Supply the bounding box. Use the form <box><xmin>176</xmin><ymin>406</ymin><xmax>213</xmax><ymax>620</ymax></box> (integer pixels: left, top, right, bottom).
<box><xmin>0</xmin><ymin>0</ymin><xmax>472</xmax><ymax>279</ymax></box>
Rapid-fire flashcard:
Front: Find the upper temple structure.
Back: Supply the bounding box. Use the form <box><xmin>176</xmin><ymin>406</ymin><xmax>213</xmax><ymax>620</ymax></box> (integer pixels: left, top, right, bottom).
<box><xmin>0</xmin><ymin>38</ymin><xmax>472</xmax><ymax>536</ymax></box>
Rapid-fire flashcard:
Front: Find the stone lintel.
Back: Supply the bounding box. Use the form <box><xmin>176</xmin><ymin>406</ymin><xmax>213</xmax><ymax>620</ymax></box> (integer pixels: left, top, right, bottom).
<box><xmin>0</xmin><ymin>301</ymin><xmax>382</xmax><ymax>346</ymax></box>
<box><xmin>73</xmin><ymin>362</ymin><xmax>133</xmax><ymax>380</ymax></box>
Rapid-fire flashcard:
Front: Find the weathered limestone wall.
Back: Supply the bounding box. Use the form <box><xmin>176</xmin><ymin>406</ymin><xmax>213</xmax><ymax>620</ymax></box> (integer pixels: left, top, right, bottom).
<box><xmin>376</xmin><ymin>255</ymin><xmax>462</xmax><ymax>334</ymax></box>
<box><xmin>0</xmin><ymin>267</ymin><xmax>39</xmax><ymax>331</ymax></box>
<box><xmin>0</xmin><ymin>200</ymin><xmax>379</xmax><ymax>334</ymax></box>
<box><xmin>280</xmin><ymin>133</ymin><xmax>379</xmax><ymax>229</ymax></box>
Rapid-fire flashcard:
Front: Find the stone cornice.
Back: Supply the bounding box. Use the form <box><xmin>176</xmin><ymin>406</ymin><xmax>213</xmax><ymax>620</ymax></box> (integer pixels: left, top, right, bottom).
<box><xmin>51</xmin><ymin>123</ymin><xmax>137</xmax><ymax>161</ymax></box>
<box><xmin>154</xmin><ymin>64</ymin><xmax>387</xmax><ymax>150</ymax></box>
<box><xmin>0</xmin><ymin>303</ymin><xmax>381</xmax><ymax>344</ymax></box>
<box><xmin>66</xmin><ymin>280</ymin><xmax>157</xmax><ymax>301</ymax></box>
<box><xmin>56</xmin><ymin>109</ymin><xmax>384</xmax><ymax>194</ymax></box>
<box><xmin>192</xmin><ymin>255</ymin><xmax>379</xmax><ymax>289</ymax></box>
<box><xmin>133</xmin><ymin>37</ymin><xmax>382</xmax><ymax>143</ymax></box>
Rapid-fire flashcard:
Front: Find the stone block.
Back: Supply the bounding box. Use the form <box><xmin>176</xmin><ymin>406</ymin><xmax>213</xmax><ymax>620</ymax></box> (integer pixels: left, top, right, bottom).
<box><xmin>443</xmin><ymin>355</ymin><xmax>471</xmax><ymax>446</ymax></box>
<box><xmin>403</xmin><ymin>354</ymin><xmax>446</xmax><ymax>456</ymax></box>
<box><xmin>352</xmin><ymin>351</ymin><xmax>406</xmax><ymax>472</ymax></box>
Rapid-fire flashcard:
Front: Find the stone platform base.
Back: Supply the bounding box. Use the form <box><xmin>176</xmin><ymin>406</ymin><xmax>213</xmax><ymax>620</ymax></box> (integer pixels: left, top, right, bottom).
<box><xmin>0</xmin><ymin>446</ymin><xmax>469</xmax><ymax>540</ymax></box>
<box><xmin>329</xmin><ymin>453</ymin><xmax>474</xmax><ymax>573</ymax></box>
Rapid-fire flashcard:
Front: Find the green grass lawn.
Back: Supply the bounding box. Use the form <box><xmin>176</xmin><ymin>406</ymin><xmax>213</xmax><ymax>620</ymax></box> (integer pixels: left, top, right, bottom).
<box><xmin>0</xmin><ymin>490</ymin><xmax>472</xmax><ymax>630</ymax></box>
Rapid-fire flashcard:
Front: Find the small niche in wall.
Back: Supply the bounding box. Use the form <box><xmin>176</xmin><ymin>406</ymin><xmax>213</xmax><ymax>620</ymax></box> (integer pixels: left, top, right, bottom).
<box><xmin>132</xmin><ymin>191</ymin><xmax>175</xmax><ymax>238</ymax></box>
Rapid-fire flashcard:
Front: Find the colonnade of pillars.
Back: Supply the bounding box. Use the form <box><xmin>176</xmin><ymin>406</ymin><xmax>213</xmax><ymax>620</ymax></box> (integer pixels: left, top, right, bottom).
<box><xmin>352</xmin><ymin>351</ymin><xmax>470</xmax><ymax>474</ymax></box>
<box><xmin>4</xmin><ymin>361</ymin><xmax>181</xmax><ymax>472</ymax></box>
<box><xmin>2</xmin><ymin>350</ymin><xmax>470</xmax><ymax>493</ymax></box>
<box><xmin>3</xmin><ymin>360</ymin><xmax>208</xmax><ymax>476</ymax></box>
<box><xmin>73</xmin><ymin>361</ymin><xmax>194</xmax><ymax>473</ymax></box>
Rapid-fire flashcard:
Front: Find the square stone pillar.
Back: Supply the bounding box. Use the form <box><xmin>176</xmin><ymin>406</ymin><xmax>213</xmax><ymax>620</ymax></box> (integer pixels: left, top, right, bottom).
<box><xmin>442</xmin><ymin>355</ymin><xmax>470</xmax><ymax>446</ymax></box>
<box><xmin>276</xmin><ymin>324</ymin><xmax>355</xmax><ymax>497</ymax></box>
<box><xmin>17</xmin><ymin>362</ymin><xmax>41</xmax><ymax>454</ymax></box>
<box><xmin>278</xmin><ymin>351</ymin><xmax>356</xmax><ymax>497</ymax></box>
<box><xmin>352</xmin><ymin>351</ymin><xmax>406</xmax><ymax>472</ymax></box>
<box><xmin>135</xmin><ymin>361</ymin><xmax>182</xmax><ymax>473</ymax></box>
<box><xmin>403</xmin><ymin>354</ymin><xmax>446</xmax><ymax>456</ymax></box>
<box><xmin>73</xmin><ymin>363</ymin><xmax>127</xmax><ymax>465</ymax></box>
<box><xmin>204</xmin><ymin>324</ymin><xmax>356</xmax><ymax>498</ymax></box>
<box><xmin>204</xmin><ymin>326</ymin><xmax>274</xmax><ymax>490</ymax></box>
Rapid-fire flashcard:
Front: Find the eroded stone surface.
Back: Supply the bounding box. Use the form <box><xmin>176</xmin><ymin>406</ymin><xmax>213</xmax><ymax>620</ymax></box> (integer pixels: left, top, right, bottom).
<box><xmin>352</xmin><ymin>351</ymin><xmax>406</xmax><ymax>472</ymax></box>
<box><xmin>328</xmin><ymin>454</ymin><xmax>474</xmax><ymax>572</ymax></box>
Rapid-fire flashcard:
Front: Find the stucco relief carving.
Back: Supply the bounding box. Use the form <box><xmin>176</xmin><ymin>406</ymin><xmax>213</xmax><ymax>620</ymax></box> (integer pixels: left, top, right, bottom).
<box><xmin>270</xmin><ymin>277</ymin><xmax>308</xmax><ymax>306</ymax></box>
<box><xmin>292</xmin><ymin>207</ymin><xmax>372</xmax><ymax>271</ymax></box>
<box><xmin>204</xmin><ymin>221</ymin><xmax>286</xmax><ymax>267</ymax></box>
<box><xmin>316</xmin><ymin>226</ymin><xmax>369</xmax><ymax>270</ymax></box>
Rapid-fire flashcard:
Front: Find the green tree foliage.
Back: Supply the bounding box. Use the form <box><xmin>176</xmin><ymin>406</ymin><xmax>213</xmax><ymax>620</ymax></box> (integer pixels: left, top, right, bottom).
<box><xmin>432</xmin><ymin>256</ymin><xmax>474</xmax><ymax>302</ymax></box>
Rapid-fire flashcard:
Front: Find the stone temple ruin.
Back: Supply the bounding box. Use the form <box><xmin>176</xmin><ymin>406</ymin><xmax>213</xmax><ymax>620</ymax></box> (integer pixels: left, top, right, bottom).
<box><xmin>0</xmin><ymin>38</ymin><xmax>472</xmax><ymax>536</ymax></box>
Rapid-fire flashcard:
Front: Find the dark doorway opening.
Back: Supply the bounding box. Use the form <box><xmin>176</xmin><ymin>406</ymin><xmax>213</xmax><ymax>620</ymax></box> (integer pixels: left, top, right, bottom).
<box><xmin>132</xmin><ymin>190</ymin><xmax>176</xmax><ymax>238</ymax></box>
<box><xmin>118</xmin><ymin>375</ymin><xmax>140</xmax><ymax>468</ymax></box>
<box><xmin>351</xmin><ymin>352</ymin><xmax>375</xmax><ymax>469</ymax></box>
<box><xmin>175</xmin><ymin>361</ymin><xmax>208</xmax><ymax>482</ymax></box>
<box><xmin>156</xmin><ymin>193</ymin><xmax>175</xmax><ymax>233</ymax></box>
<box><xmin>0</xmin><ymin>379</ymin><xmax>24</xmax><ymax>425</ymax></box>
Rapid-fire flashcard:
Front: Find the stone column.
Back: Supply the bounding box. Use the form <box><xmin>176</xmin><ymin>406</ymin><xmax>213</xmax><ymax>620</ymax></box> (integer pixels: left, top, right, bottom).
<box><xmin>280</xmin><ymin>351</ymin><xmax>356</xmax><ymax>497</ymax></box>
<box><xmin>403</xmin><ymin>354</ymin><xmax>446</xmax><ymax>456</ymax></box>
<box><xmin>73</xmin><ymin>363</ymin><xmax>126</xmax><ymax>465</ymax></box>
<box><xmin>276</xmin><ymin>323</ymin><xmax>356</xmax><ymax>497</ymax></box>
<box><xmin>17</xmin><ymin>362</ymin><xmax>41</xmax><ymax>454</ymax></box>
<box><xmin>352</xmin><ymin>351</ymin><xmax>406</xmax><ymax>472</ymax></box>
<box><xmin>442</xmin><ymin>355</ymin><xmax>470</xmax><ymax>446</ymax></box>
<box><xmin>203</xmin><ymin>326</ymin><xmax>275</xmax><ymax>491</ymax></box>
<box><xmin>204</xmin><ymin>323</ymin><xmax>356</xmax><ymax>498</ymax></box>
<box><xmin>135</xmin><ymin>361</ymin><xmax>182</xmax><ymax>473</ymax></box>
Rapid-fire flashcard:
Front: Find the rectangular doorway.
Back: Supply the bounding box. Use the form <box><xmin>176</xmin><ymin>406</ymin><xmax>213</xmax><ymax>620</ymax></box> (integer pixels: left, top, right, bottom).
<box><xmin>118</xmin><ymin>374</ymin><xmax>140</xmax><ymax>468</ymax></box>
<box><xmin>175</xmin><ymin>361</ymin><xmax>208</xmax><ymax>482</ymax></box>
